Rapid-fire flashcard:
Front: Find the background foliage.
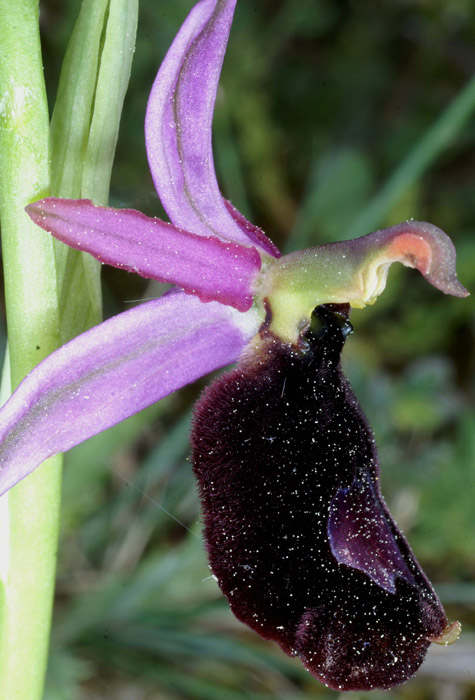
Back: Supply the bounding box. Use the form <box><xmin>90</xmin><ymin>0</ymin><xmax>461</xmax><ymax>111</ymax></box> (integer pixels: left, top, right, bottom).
<box><xmin>5</xmin><ymin>0</ymin><xmax>475</xmax><ymax>697</ymax></box>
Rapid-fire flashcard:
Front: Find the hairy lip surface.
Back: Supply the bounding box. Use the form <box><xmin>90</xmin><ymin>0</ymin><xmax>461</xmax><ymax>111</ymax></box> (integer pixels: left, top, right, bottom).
<box><xmin>191</xmin><ymin>306</ymin><xmax>448</xmax><ymax>691</ymax></box>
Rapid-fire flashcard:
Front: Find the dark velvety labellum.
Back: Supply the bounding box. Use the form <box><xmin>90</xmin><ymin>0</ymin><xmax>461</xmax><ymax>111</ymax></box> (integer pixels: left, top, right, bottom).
<box><xmin>191</xmin><ymin>306</ymin><xmax>448</xmax><ymax>691</ymax></box>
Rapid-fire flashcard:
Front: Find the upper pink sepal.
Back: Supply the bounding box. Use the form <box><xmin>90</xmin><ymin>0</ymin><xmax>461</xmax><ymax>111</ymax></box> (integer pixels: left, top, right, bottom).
<box><xmin>145</xmin><ymin>0</ymin><xmax>278</xmax><ymax>257</ymax></box>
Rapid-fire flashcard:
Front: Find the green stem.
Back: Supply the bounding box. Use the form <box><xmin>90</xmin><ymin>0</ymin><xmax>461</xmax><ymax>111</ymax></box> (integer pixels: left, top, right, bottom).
<box><xmin>0</xmin><ymin>2</ymin><xmax>62</xmax><ymax>699</ymax></box>
<box><xmin>0</xmin><ymin>1</ymin><xmax>138</xmax><ymax>695</ymax></box>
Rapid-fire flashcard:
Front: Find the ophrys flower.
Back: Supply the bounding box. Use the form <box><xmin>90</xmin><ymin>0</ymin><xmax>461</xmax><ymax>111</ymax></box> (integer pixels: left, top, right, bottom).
<box><xmin>0</xmin><ymin>0</ymin><xmax>468</xmax><ymax>690</ymax></box>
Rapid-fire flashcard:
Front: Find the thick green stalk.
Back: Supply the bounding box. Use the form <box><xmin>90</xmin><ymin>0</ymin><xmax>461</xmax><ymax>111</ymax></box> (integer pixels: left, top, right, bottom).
<box><xmin>0</xmin><ymin>1</ymin><xmax>138</xmax><ymax>696</ymax></box>
<box><xmin>0</xmin><ymin>2</ymin><xmax>62</xmax><ymax>698</ymax></box>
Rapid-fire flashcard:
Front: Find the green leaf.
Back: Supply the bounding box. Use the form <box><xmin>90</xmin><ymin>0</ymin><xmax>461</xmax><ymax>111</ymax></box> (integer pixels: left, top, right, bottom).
<box><xmin>286</xmin><ymin>146</ymin><xmax>374</xmax><ymax>251</ymax></box>
<box><xmin>347</xmin><ymin>74</ymin><xmax>475</xmax><ymax>239</ymax></box>
<box><xmin>50</xmin><ymin>0</ymin><xmax>138</xmax><ymax>342</ymax></box>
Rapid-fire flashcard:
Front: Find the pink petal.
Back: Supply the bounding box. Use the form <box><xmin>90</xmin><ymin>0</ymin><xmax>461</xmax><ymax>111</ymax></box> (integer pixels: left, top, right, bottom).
<box><xmin>145</xmin><ymin>0</ymin><xmax>278</xmax><ymax>257</ymax></box>
<box><xmin>27</xmin><ymin>198</ymin><xmax>263</xmax><ymax>312</ymax></box>
<box><xmin>0</xmin><ymin>292</ymin><xmax>261</xmax><ymax>496</ymax></box>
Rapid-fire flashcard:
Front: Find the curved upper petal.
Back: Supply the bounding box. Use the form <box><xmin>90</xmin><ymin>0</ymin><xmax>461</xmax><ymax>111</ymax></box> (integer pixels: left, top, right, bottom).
<box><xmin>145</xmin><ymin>0</ymin><xmax>279</xmax><ymax>257</ymax></box>
<box><xmin>27</xmin><ymin>198</ymin><xmax>262</xmax><ymax>312</ymax></box>
<box><xmin>0</xmin><ymin>292</ymin><xmax>261</xmax><ymax>496</ymax></box>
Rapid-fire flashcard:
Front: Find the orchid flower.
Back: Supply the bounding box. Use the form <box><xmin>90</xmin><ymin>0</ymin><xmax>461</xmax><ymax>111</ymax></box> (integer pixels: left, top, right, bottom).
<box><xmin>0</xmin><ymin>0</ymin><xmax>468</xmax><ymax>691</ymax></box>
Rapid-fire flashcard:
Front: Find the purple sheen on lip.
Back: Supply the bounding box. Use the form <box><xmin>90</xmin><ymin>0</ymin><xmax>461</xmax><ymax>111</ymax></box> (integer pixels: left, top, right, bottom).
<box><xmin>328</xmin><ymin>473</ymin><xmax>416</xmax><ymax>594</ymax></box>
<box><xmin>0</xmin><ymin>292</ymin><xmax>259</xmax><ymax>497</ymax></box>
<box><xmin>145</xmin><ymin>0</ymin><xmax>278</xmax><ymax>257</ymax></box>
<box><xmin>26</xmin><ymin>198</ymin><xmax>262</xmax><ymax>312</ymax></box>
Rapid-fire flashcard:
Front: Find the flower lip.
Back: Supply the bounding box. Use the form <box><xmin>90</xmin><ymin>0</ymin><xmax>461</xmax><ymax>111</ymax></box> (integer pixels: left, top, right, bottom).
<box><xmin>192</xmin><ymin>303</ymin><xmax>455</xmax><ymax>691</ymax></box>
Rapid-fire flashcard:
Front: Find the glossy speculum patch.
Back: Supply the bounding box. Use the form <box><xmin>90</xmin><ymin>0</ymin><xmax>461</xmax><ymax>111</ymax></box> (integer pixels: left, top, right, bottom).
<box><xmin>191</xmin><ymin>305</ymin><xmax>449</xmax><ymax>691</ymax></box>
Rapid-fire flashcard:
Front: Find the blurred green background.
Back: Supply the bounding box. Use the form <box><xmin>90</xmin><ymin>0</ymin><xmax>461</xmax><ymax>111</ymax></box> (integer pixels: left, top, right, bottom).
<box><xmin>10</xmin><ymin>0</ymin><xmax>475</xmax><ymax>697</ymax></box>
